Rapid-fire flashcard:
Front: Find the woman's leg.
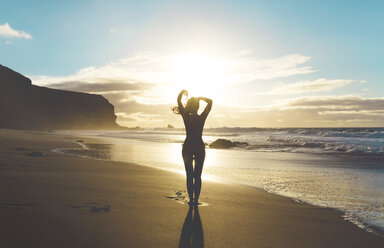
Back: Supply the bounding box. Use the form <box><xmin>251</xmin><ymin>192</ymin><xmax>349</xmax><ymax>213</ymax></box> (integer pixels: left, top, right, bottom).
<box><xmin>182</xmin><ymin>148</ymin><xmax>194</xmax><ymax>202</ymax></box>
<box><xmin>193</xmin><ymin>147</ymin><xmax>206</xmax><ymax>203</ymax></box>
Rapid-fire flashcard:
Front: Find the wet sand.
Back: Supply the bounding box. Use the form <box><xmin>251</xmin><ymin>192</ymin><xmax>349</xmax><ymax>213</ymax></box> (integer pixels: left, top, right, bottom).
<box><xmin>0</xmin><ymin>129</ymin><xmax>383</xmax><ymax>248</ymax></box>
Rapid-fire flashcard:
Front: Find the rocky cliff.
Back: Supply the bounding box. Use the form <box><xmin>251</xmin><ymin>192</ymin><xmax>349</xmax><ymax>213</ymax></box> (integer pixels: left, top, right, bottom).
<box><xmin>0</xmin><ymin>65</ymin><xmax>119</xmax><ymax>130</ymax></box>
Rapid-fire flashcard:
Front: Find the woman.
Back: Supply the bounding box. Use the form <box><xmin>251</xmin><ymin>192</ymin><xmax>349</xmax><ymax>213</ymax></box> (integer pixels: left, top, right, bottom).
<box><xmin>174</xmin><ymin>89</ymin><xmax>212</xmax><ymax>205</ymax></box>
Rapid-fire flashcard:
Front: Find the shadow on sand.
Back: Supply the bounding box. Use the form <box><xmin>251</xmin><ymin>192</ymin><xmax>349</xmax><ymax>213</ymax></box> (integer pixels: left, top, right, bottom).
<box><xmin>179</xmin><ymin>205</ymin><xmax>204</xmax><ymax>248</ymax></box>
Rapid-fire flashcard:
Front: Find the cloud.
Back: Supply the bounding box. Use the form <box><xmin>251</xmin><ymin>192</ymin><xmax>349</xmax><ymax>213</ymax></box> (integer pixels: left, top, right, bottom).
<box><xmin>283</xmin><ymin>95</ymin><xmax>384</xmax><ymax>111</ymax></box>
<box><xmin>239</xmin><ymin>95</ymin><xmax>384</xmax><ymax>127</ymax></box>
<box><xmin>46</xmin><ymin>80</ymin><xmax>152</xmax><ymax>93</ymax></box>
<box><xmin>0</xmin><ymin>23</ymin><xmax>32</xmax><ymax>39</ymax></box>
<box><xmin>31</xmin><ymin>52</ymin><xmax>315</xmax><ymax>87</ymax></box>
<box><xmin>242</xmin><ymin>54</ymin><xmax>315</xmax><ymax>80</ymax></box>
<box><xmin>269</xmin><ymin>78</ymin><xmax>354</xmax><ymax>94</ymax></box>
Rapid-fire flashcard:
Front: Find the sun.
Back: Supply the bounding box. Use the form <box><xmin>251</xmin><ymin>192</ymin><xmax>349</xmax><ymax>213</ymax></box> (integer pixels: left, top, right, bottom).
<box><xmin>166</xmin><ymin>51</ymin><xmax>232</xmax><ymax>102</ymax></box>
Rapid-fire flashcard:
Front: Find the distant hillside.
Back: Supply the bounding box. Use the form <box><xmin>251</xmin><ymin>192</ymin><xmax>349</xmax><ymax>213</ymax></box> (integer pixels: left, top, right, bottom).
<box><xmin>0</xmin><ymin>65</ymin><xmax>120</xmax><ymax>130</ymax></box>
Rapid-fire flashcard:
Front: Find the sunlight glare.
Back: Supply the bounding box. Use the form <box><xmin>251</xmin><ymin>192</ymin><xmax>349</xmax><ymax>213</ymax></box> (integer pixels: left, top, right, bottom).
<box><xmin>167</xmin><ymin>51</ymin><xmax>232</xmax><ymax>102</ymax></box>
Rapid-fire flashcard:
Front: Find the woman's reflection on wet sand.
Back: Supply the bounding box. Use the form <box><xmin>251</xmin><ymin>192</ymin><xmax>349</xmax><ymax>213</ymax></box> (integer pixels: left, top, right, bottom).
<box><xmin>179</xmin><ymin>205</ymin><xmax>204</xmax><ymax>248</ymax></box>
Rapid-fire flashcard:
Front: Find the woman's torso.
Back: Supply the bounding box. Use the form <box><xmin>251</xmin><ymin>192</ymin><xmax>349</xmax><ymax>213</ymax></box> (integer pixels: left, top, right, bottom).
<box><xmin>182</xmin><ymin>114</ymin><xmax>205</xmax><ymax>145</ymax></box>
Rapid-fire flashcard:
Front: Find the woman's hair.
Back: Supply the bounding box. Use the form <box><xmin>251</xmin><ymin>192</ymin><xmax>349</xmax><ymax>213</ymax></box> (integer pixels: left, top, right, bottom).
<box><xmin>185</xmin><ymin>97</ymin><xmax>199</xmax><ymax>114</ymax></box>
<box><xmin>172</xmin><ymin>97</ymin><xmax>199</xmax><ymax>115</ymax></box>
<box><xmin>172</xmin><ymin>106</ymin><xmax>181</xmax><ymax>114</ymax></box>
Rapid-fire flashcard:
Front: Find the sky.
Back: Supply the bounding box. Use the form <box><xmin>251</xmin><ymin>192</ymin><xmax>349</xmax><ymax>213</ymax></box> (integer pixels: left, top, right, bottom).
<box><xmin>1</xmin><ymin>0</ymin><xmax>383</xmax><ymax>128</ymax></box>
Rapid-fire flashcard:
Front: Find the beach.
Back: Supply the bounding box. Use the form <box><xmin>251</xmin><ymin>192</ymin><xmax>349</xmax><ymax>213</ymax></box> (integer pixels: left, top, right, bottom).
<box><xmin>0</xmin><ymin>129</ymin><xmax>383</xmax><ymax>248</ymax></box>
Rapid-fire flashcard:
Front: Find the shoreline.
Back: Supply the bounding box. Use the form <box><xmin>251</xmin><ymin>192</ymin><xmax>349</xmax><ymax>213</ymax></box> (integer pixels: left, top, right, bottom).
<box><xmin>1</xmin><ymin>128</ymin><xmax>383</xmax><ymax>247</ymax></box>
<box><xmin>55</xmin><ymin>131</ymin><xmax>384</xmax><ymax>237</ymax></box>
<box><xmin>55</xmin><ymin>140</ymin><xmax>384</xmax><ymax>237</ymax></box>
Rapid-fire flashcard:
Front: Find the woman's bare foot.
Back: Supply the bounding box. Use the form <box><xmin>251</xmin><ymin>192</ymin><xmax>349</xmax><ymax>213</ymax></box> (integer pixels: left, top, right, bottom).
<box><xmin>188</xmin><ymin>199</ymin><xmax>198</xmax><ymax>206</ymax></box>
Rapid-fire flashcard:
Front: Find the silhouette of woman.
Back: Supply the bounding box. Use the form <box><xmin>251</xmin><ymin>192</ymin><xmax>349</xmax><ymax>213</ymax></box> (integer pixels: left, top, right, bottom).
<box><xmin>174</xmin><ymin>89</ymin><xmax>212</xmax><ymax>205</ymax></box>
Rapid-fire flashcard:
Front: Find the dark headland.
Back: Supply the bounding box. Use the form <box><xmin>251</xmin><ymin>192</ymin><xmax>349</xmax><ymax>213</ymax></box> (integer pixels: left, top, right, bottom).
<box><xmin>0</xmin><ymin>65</ymin><xmax>120</xmax><ymax>130</ymax></box>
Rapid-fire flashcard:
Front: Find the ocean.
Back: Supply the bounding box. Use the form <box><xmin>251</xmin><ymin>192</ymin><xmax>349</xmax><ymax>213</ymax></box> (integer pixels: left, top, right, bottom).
<box><xmin>54</xmin><ymin>127</ymin><xmax>384</xmax><ymax>236</ymax></box>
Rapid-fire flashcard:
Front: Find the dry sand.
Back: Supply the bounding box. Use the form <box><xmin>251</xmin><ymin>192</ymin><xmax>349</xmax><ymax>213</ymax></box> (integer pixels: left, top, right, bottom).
<box><xmin>0</xmin><ymin>129</ymin><xmax>383</xmax><ymax>248</ymax></box>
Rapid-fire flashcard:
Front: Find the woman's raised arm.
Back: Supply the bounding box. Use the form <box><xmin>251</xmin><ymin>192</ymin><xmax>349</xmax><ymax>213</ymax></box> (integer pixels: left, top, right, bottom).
<box><xmin>177</xmin><ymin>89</ymin><xmax>188</xmax><ymax>114</ymax></box>
<box><xmin>198</xmin><ymin>97</ymin><xmax>212</xmax><ymax>118</ymax></box>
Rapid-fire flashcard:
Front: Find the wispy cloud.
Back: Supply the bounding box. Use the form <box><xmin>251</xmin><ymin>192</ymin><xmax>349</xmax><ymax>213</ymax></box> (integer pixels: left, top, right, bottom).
<box><xmin>31</xmin><ymin>52</ymin><xmax>315</xmax><ymax>86</ymax></box>
<box><xmin>0</xmin><ymin>23</ymin><xmax>32</xmax><ymax>40</ymax></box>
<box><xmin>46</xmin><ymin>80</ymin><xmax>152</xmax><ymax>93</ymax></box>
<box><xmin>241</xmin><ymin>54</ymin><xmax>315</xmax><ymax>80</ymax></box>
<box><xmin>282</xmin><ymin>95</ymin><xmax>384</xmax><ymax>111</ymax></box>
<box><xmin>242</xmin><ymin>95</ymin><xmax>384</xmax><ymax>127</ymax></box>
<box><xmin>269</xmin><ymin>78</ymin><xmax>355</xmax><ymax>94</ymax></box>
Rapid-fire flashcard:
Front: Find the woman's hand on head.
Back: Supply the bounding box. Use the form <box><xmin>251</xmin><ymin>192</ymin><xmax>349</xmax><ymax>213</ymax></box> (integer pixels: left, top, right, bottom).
<box><xmin>180</xmin><ymin>89</ymin><xmax>188</xmax><ymax>96</ymax></box>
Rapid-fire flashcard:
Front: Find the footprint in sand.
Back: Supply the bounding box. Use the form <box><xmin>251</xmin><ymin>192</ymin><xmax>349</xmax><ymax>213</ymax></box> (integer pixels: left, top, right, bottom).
<box><xmin>0</xmin><ymin>203</ymin><xmax>35</xmax><ymax>210</ymax></box>
<box><xmin>165</xmin><ymin>190</ymin><xmax>209</xmax><ymax>207</ymax></box>
<box><xmin>70</xmin><ymin>202</ymin><xmax>111</xmax><ymax>213</ymax></box>
<box><xmin>27</xmin><ymin>151</ymin><xmax>45</xmax><ymax>157</ymax></box>
<box><xmin>15</xmin><ymin>147</ymin><xmax>27</xmax><ymax>151</ymax></box>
